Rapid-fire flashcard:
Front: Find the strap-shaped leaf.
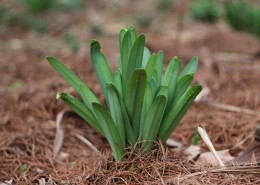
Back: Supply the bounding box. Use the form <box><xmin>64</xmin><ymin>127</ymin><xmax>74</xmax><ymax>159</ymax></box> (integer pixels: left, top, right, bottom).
<box><xmin>157</xmin><ymin>85</ymin><xmax>169</xmax><ymax>98</ymax></box>
<box><xmin>121</xmin><ymin>31</ymin><xmax>132</xmax><ymax>95</ymax></box>
<box><xmin>140</xmin><ymin>82</ymin><xmax>153</xmax><ymax>134</ymax></box>
<box><xmin>125</xmin><ymin>34</ymin><xmax>145</xmax><ymax>94</ymax></box>
<box><xmin>119</xmin><ymin>29</ymin><xmax>127</xmax><ymax>54</ymax></box>
<box><xmin>172</xmin><ymin>73</ymin><xmax>194</xmax><ymax>105</ymax></box>
<box><xmin>145</xmin><ymin>54</ymin><xmax>157</xmax><ymax>81</ymax></box>
<box><xmin>118</xmin><ymin>29</ymin><xmax>127</xmax><ymax>71</ymax></box>
<box><xmin>90</xmin><ymin>40</ymin><xmax>113</xmax><ymax>101</ymax></box>
<box><xmin>128</xmin><ymin>25</ymin><xmax>137</xmax><ymax>45</ymax></box>
<box><xmin>125</xmin><ymin>69</ymin><xmax>147</xmax><ymax>139</ymax></box>
<box><xmin>141</xmin><ymin>95</ymin><xmax>167</xmax><ymax>152</ymax></box>
<box><xmin>113</xmin><ymin>70</ymin><xmax>122</xmax><ymax>96</ymax></box>
<box><xmin>107</xmin><ymin>83</ymin><xmax>125</xmax><ymax>147</ymax></box>
<box><xmin>108</xmin><ymin>83</ymin><xmax>136</xmax><ymax>145</ymax></box>
<box><xmin>150</xmin><ymin>73</ymin><xmax>159</xmax><ymax>98</ymax></box>
<box><xmin>159</xmin><ymin>85</ymin><xmax>202</xmax><ymax>143</ymax></box>
<box><xmin>47</xmin><ymin>57</ymin><xmax>99</xmax><ymax>106</ymax></box>
<box><xmin>57</xmin><ymin>93</ymin><xmax>102</xmax><ymax>134</ymax></box>
<box><xmin>92</xmin><ymin>102</ymin><xmax>124</xmax><ymax>161</ymax></box>
<box><xmin>154</xmin><ymin>50</ymin><xmax>164</xmax><ymax>85</ymax></box>
<box><xmin>163</xmin><ymin>57</ymin><xmax>181</xmax><ymax>114</ymax></box>
<box><xmin>178</xmin><ymin>56</ymin><xmax>198</xmax><ymax>80</ymax></box>
<box><xmin>79</xmin><ymin>83</ymin><xmax>101</xmax><ymax>109</ymax></box>
<box><xmin>142</xmin><ymin>47</ymin><xmax>151</xmax><ymax>68</ymax></box>
<box><xmin>162</xmin><ymin>57</ymin><xmax>181</xmax><ymax>86</ymax></box>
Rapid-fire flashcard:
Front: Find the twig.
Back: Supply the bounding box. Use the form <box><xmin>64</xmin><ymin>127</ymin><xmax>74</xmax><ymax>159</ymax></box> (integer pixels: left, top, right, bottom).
<box><xmin>75</xmin><ymin>134</ymin><xmax>100</xmax><ymax>153</ymax></box>
<box><xmin>53</xmin><ymin>109</ymin><xmax>71</xmax><ymax>159</ymax></box>
<box><xmin>202</xmin><ymin>101</ymin><xmax>260</xmax><ymax>117</ymax></box>
<box><xmin>198</xmin><ymin>127</ymin><xmax>236</xmax><ymax>179</ymax></box>
<box><xmin>195</xmin><ymin>81</ymin><xmax>260</xmax><ymax>117</ymax></box>
<box><xmin>198</xmin><ymin>127</ymin><xmax>225</xmax><ymax>167</ymax></box>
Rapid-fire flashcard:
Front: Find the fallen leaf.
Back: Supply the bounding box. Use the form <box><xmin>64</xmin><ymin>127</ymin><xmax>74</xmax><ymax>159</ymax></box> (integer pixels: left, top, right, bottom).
<box><xmin>231</xmin><ymin>143</ymin><xmax>260</xmax><ymax>164</ymax></box>
<box><xmin>185</xmin><ymin>145</ymin><xmax>201</xmax><ymax>160</ymax></box>
<box><xmin>0</xmin><ymin>179</ymin><xmax>13</xmax><ymax>185</ymax></box>
<box><xmin>38</xmin><ymin>178</ymin><xmax>46</xmax><ymax>185</ymax></box>
<box><xmin>196</xmin><ymin>149</ymin><xmax>234</xmax><ymax>166</ymax></box>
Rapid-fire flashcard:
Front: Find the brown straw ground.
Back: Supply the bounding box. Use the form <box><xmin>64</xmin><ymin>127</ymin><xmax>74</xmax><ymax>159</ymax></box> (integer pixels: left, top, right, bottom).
<box><xmin>1</xmin><ymin>84</ymin><xmax>260</xmax><ymax>184</ymax></box>
<box><xmin>1</xmin><ymin>130</ymin><xmax>259</xmax><ymax>185</ymax></box>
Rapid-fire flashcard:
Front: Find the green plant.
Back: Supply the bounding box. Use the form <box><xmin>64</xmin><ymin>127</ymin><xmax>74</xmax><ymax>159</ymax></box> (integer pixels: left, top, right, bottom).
<box><xmin>135</xmin><ymin>15</ymin><xmax>151</xmax><ymax>28</ymax></box>
<box><xmin>0</xmin><ymin>6</ymin><xmax>6</xmax><ymax>23</ymax></box>
<box><xmin>47</xmin><ymin>25</ymin><xmax>202</xmax><ymax>161</ymax></box>
<box><xmin>157</xmin><ymin>0</ymin><xmax>173</xmax><ymax>11</ymax></box>
<box><xmin>21</xmin><ymin>164</ymin><xmax>27</xmax><ymax>173</ymax></box>
<box><xmin>192</xmin><ymin>130</ymin><xmax>199</xmax><ymax>145</ymax></box>
<box><xmin>225</xmin><ymin>0</ymin><xmax>260</xmax><ymax>37</ymax></box>
<box><xmin>22</xmin><ymin>0</ymin><xmax>53</xmax><ymax>13</ymax></box>
<box><xmin>91</xmin><ymin>25</ymin><xmax>105</xmax><ymax>36</ymax></box>
<box><xmin>190</xmin><ymin>0</ymin><xmax>220</xmax><ymax>22</ymax></box>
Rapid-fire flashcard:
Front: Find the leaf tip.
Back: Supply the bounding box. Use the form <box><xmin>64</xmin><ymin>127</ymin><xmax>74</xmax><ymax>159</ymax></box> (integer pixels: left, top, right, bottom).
<box><xmin>56</xmin><ymin>93</ymin><xmax>61</xmax><ymax>100</ymax></box>
<box><xmin>46</xmin><ymin>56</ymin><xmax>55</xmax><ymax>62</ymax></box>
<box><xmin>90</xmin><ymin>40</ymin><xmax>101</xmax><ymax>50</ymax></box>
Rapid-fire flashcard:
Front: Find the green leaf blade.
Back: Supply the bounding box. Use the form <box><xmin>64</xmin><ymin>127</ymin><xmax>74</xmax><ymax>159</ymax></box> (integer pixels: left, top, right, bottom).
<box><xmin>164</xmin><ymin>57</ymin><xmax>182</xmax><ymax>113</ymax></box>
<box><xmin>125</xmin><ymin>69</ymin><xmax>147</xmax><ymax>139</ymax></box>
<box><xmin>90</xmin><ymin>40</ymin><xmax>113</xmax><ymax>101</ymax></box>
<box><xmin>159</xmin><ymin>85</ymin><xmax>202</xmax><ymax>143</ymax></box>
<box><xmin>142</xmin><ymin>47</ymin><xmax>151</xmax><ymax>68</ymax></box>
<box><xmin>92</xmin><ymin>102</ymin><xmax>124</xmax><ymax>161</ymax></box>
<box><xmin>124</xmin><ymin>34</ymin><xmax>145</xmax><ymax>94</ymax></box>
<box><xmin>178</xmin><ymin>56</ymin><xmax>198</xmax><ymax>80</ymax></box>
<box><xmin>47</xmin><ymin>57</ymin><xmax>99</xmax><ymax>106</ymax></box>
<box><xmin>57</xmin><ymin>93</ymin><xmax>102</xmax><ymax>134</ymax></box>
<box><xmin>145</xmin><ymin>54</ymin><xmax>157</xmax><ymax>81</ymax></box>
<box><xmin>107</xmin><ymin>83</ymin><xmax>126</xmax><ymax>147</ymax></box>
<box><xmin>108</xmin><ymin>83</ymin><xmax>136</xmax><ymax>145</ymax></box>
<box><xmin>154</xmin><ymin>50</ymin><xmax>164</xmax><ymax>85</ymax></box>
<box><xmin>141</xmin><ymin>95</ymin><xmax>167</xmax><ymax>152</ymax></box>
<box><xmin>173</xmin><ymin>73</ymin><xmax>194</xmax><ymax>104</ymax></box>
<box><xmin>113</xmin><ymin>70</ymin><xmax>123</xmax><ymax>96</ymax></box>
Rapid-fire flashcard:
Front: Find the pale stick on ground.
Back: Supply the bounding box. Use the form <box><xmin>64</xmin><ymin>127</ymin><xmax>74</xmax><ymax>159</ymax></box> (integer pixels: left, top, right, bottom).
<box><xmin>197</xmin><ymin>126</ymin><xmax>225</xmax><ymax>167</ymax></box>
<box><xmin>75</xmin><ymin>134</ymin><xmax>100</xmax><ymax>153</ymax></box>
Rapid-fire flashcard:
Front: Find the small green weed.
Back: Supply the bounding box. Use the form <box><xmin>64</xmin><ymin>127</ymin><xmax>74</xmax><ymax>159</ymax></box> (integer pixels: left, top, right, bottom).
<box><xmin>22</xmin><ymin>0</ymin><xmax>53</xmax><ymax>13</ymax></box>
<box><xmin>225</xmin><ymin>0</ymin><xmax>260</xmax><ymax>37</ymax></box>
<box><xmin>21</xmin><ymin>164</ymin><xmax>27</xmax><ymax>173</ymax></box>
<box><xmin>190</xmin><ymin>0</ymin><xmax>220</xmax><ymax>22</ymax></box>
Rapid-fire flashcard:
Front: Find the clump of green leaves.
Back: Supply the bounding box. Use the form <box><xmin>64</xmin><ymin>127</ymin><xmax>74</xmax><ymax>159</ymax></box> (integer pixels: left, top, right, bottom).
<box><xmin>190</xmin><ymin>0</ymin><xmax>220</xmax><ymax>22</ymax></box>
<box><xmin>225</xmin><ymin>0</ymin><xmax>260</xmax><ymax>37</ymax></box>
<box><xmin>47</xmin><ymin>25</ymin><xmax>202</xmax><ymax>161</ymax></box>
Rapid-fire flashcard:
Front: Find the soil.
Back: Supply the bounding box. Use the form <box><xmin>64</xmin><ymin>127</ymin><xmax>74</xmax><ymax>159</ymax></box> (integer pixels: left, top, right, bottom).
<box><xmin>1</xmin><ymin>1</ymin><xmax>260</xmax><ymax>184</ymax></box>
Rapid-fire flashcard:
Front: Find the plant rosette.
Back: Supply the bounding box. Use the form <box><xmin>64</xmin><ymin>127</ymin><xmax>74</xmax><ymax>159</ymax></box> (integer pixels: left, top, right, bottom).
<box><xmin>47</xmin><ymin>25</ymin><xmax>202</xmax><ymax>162</ymax></box>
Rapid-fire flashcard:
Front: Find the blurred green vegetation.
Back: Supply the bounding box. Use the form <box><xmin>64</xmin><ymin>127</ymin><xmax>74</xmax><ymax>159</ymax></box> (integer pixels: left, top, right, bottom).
<box><xmin>225</xmin><ymin>0</ymin><xmax>260</xmax><ymax>37</ymax></box>
<box><xmin>63</xmin><ymin>32</ymin><xmax>79</xmax><ymax>53</ymax></box>
<box><xmin>189</xmin><ymin>0</ymin><xmax>220</xmax><ymax>22</ymax></box>
<box><xmin>135</xmin><ymin>15</ymin><xmax>151</xmax><ymax>28</ymax></box>
<box><xmin>0</xmin><ymin>6</ymin><xmax>6</xmax><ymax>23</ymax></box>
<box><xmin>91</xmin><ymin>25</ymin><xmax>105</xmax><ymax>36</ymax></box>
<box><xmin>22</xmin><ymin>0</ymin><xmax>53</xmax><ymax>13</ymax></box>
<box><xmin>0</xmin><ymin>0</ymin><xmax>86</xmax><ymax>34</ymax></box>
<box><xmin>157</xmin><ymin>0</ymin><xmax>173</xmax><ymax>11</ymax></box>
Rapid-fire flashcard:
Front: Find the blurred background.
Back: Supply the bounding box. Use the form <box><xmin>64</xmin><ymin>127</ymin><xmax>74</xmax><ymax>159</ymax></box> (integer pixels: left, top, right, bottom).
<box><xmin>0</xmin><ymin>0</ymin><xmax>260</xmax><ymax>182</ymax></box>
<box><xmin>0</xmin><ymin>0</ymin><xmax>259</xmax><ymax>84</ymax></box>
